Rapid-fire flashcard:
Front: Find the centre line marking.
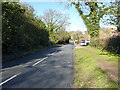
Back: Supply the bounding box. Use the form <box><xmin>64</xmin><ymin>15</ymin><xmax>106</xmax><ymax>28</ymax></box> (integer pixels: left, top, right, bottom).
<box><xmin>59</xmin><ymin>51</ymin><xmax>63</xmax><ymax>53</ymax></box>
<box><xmin>0</xmin><ymin>72</ymin><xmax>21</xmax><ymax>86</ymax></box>
<box><xmin>48</xmin><ymin>53</ymin><xmax>55</xmax><ymax>56</ymax></box>
<box><xmin>32</xmin><ymin>57</ymin><xmax>48</xmax><ymax>66</ymax></box>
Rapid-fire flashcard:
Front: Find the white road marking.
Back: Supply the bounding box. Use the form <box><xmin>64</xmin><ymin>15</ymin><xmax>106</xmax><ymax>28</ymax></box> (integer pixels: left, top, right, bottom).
<box><xmin>59</xmin><ymin>51</ymin><xmax>63</xmax><ymax>53</ymax></box>
<box><xmin>0</xmin><ymin>72</ymin><xmax>21</xmax><ymax>86</ymax></box>
<box><xmin>32</xmin><ymin>57</ymin><xmax>48</xmax><ymax>66</ymax></box>
<box><xmin>48</xmin><ymin>53</ymin><xmax>55</xmax><ymax>56</ymax></box>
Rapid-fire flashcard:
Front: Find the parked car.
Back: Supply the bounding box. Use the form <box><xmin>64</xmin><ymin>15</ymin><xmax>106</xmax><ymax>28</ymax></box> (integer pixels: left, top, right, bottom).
<box><xmin>80</xmin><ymin>41</ymin><xmax>87</xmax><ymax>46</ymax></box>
<box><xmin>85</xmin><ymin>40</ymin><xmax>90</xmax><ymax>45</ymax></box>
<box><xmin>80</xmin><ymin>40</ymin><xmax>90</xmax><ymax>46</ymax></box>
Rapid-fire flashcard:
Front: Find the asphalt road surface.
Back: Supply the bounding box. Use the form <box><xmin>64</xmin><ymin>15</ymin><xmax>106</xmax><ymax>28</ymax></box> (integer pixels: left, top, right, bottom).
<box><xmin>1</xmin><ymin>43</ymin><xmax>74</xmax><ymax>88</ymax></box>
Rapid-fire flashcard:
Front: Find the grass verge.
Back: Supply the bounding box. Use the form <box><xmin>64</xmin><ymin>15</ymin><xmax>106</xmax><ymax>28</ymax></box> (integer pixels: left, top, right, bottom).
<box><xmin>74</xmin><ymin>46</ymin><xmax>118</xmax><ymax>88</ymax></box>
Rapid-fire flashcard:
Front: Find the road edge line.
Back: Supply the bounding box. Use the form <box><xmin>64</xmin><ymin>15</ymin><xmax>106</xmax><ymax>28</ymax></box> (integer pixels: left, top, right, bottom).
<box><xmin>0</xmin><ymin>72</ymin><xmax>21</xmax><ymax>86</ymax></box>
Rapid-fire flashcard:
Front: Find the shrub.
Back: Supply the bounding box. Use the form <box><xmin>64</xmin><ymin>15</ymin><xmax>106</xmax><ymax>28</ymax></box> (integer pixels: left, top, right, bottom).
<box><xmin>105</xmin><ymin>36</ymin><xmax>120</xmax><ymax>54</ymax></box>
<box><xmin>90</xmin><ymin>36</ymin><xmax>120</xmax><ymax>54</ymax></box>
<box><xmin>90</xmin><ymin>39</ymin><xmax>99</xmax><ymax>48</ymax></box>
<box><xmin>49</xmin><ymin>30</ymin><xmax>70</xmax><ymax>44</ymax></box>
<box><xmin>2</xmin><ymin>2</ymin><xmax>49</xmax><ymax>55</ymax></box>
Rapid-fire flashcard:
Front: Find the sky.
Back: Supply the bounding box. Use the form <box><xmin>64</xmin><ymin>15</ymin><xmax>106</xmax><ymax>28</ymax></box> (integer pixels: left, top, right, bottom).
<box><xmin>20</xmin><ymin>1</ymin><xmax>115</xmax><ymax>32</ymax></box>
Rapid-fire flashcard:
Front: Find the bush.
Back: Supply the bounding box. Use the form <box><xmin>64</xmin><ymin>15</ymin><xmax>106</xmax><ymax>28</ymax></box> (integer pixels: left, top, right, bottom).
<box><xmin>90</xmin><ymin>39</ymin><xmax>99</xmax><ymax>48</ymax></box>
<box><xmin>90</xmin><ymin>36</ymin><xmax>120</xmax><ymax>54</ymax></box>
<box><xmin>49</xmin><ymin>30</ymin><xmax>70</xmax><ymax>44</ymax></box>
<box><xmin>105</xmin><ymin>36</ymin><xmax>120</xmax><ymax>54</ymax></box>
<box><xmin>2</xmin><ymin>2</ymin><xmax>49</xmax><ymax>55</ymax></box>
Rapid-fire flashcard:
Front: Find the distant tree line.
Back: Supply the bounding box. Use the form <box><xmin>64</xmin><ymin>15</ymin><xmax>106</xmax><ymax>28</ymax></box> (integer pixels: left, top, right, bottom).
<box><xmin>2</xmin><ymin>2</ymin><xmax>49</xmax><ymax>55</ymax></box>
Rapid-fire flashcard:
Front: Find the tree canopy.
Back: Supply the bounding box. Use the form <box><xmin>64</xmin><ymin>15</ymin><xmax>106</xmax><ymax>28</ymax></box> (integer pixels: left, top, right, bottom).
<box><xmin>69</xmin><ymin>1</ymin><xmax>118</xmax><ymax>38</ymax></box>
<box><xmin>40</xmin><ymin>9</ymin><xmax>70</xmax><ymax>44</ymax></box>
<box><xmin>2</xmin><ymin>2</ymin><xmax>49</xmax><ymax>55</ymax></box>
<box><xmin>41</xmin><ymin>9</ymin><xmax>70</xmax><ymax>33</ymax></box>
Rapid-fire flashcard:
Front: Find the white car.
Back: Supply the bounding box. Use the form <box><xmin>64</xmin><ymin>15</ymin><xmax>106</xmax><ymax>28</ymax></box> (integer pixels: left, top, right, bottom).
<box><xmin>80</xmin><ymin>41</ymin><xmax>87</xmax><ymax>46</ymax></box>
<box><xmin>85</xmin><ymin>40</ymin><xmax>90</xmax><ymax>45</ymax></box>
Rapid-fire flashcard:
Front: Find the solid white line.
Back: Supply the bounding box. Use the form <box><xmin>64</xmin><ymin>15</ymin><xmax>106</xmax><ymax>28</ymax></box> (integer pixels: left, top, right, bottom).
<box><xmin>48</xmin><ymin>53</ymin><xmax>55</xmax><ymax>56</ymax></box>
<box><xmin>0</xmin><ymin>72</ymin><xmax>21</xmax><ymax>86</ymax></box>
<box><xmin>59</xmin><ymin>51</ymin><xmax>63</xmax><ymax>53</ymax></box>
<box><xmin>51</xmin><ymin>53</ymin><xmax>55</xmax><ymax>55</ymax></box>
<box><xmin>32</xmin><ymin>57</ymin><xmax>48</xmax><ymax>66</ymax></box>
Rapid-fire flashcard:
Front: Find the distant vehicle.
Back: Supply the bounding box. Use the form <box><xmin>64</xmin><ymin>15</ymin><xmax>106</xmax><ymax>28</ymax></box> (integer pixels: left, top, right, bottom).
<box><xmin>85</xmin><ymin>40</ymin><xmax>90</xmax><ymax>45</ymax></box>
<box><xmin>80</xmin><ymin>41</ymin><xmax>87</xmax><ymax>46</ymax></box>
<box><xmin>80</xmin><ymin>40</ymin><xmax>90</xmax><ymax>46</ymax></box>
<box><xmin>75</xmin><ymin>40</ymin><xmax>78</xmax><ymax>42</ymax></box>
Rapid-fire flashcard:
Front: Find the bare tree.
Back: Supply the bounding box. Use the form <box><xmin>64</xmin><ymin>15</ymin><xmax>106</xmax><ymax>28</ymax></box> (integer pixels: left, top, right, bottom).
<box><xmin>41</xmin><ymin>9</ymin><xmax>70</xmax><ymax>33</ymax></box>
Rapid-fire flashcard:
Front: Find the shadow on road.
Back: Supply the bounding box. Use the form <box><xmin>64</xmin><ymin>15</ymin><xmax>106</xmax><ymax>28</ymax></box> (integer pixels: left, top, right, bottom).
<box><xmin>2</xmin><ymin>46</ymin><xmax>62</xmax><ymax>69</ymax></box>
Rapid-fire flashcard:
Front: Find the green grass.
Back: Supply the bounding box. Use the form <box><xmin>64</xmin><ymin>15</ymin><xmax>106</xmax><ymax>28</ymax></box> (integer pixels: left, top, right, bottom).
<box><xmin>74</xmin><ymin>46</ymin><xmax>118</xmax><ymax>88</ymax></box>
<box><xmin>75</xmin><ymin>43</ymin><xmax>80</xmax><ymax>46</ymax></box>
<box><xmin>85</xmin><ymin>46</ymin><xmax>118</xmax><ymax>63</ymax></box>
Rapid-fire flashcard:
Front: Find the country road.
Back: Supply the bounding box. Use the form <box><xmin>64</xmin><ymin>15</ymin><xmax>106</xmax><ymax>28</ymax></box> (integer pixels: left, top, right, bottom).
<box><xmin>1</xmin><ymin>43</ymin><xmax>74</xmax><ymax>88</ymax></box>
